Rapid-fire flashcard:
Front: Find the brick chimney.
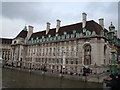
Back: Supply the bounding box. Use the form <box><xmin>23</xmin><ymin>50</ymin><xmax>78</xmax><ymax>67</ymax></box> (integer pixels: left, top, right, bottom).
<box><xmin>99</xmin><ymin>18</ymin><xmax>104</xmax><ymax>29</ymax></box>
<box><xmin>46</xmin><ymin>22</ymin><xmax>50</xmax><ymax>35</ymax></box>
<box><xmin>56</xmin><ymin>19</ymin><xmax>61</xmax><ymax>33</ymax></box>
<box><xmin>26</xmin><ymin>25</ymin><xmax>33</xmax><ymax>40</ymax></box>
<box><xmin>82</xmin><ymin>13</ymin><xmax>87</xmax><ymax>28</ymax></box>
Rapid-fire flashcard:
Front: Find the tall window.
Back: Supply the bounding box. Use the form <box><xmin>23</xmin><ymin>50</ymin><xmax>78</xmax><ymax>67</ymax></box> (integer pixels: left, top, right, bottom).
<box><xmin>104</xmin><ymin>45</ymin><xmax>107</xmax><ymax>56</ymax></box>
<box><xmin>104</xmin><ymin>45</ymin><xmax>107</xmax><ymax>64</ymax></box>
<box><xmin>84</xmin><ymin>44</ymin><xmax>91</xmax><ymax>65</ymax></box>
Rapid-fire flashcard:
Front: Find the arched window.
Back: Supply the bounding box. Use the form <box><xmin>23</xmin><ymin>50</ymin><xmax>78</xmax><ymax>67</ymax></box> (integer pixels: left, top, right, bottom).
<box><xmin>84</xmin><ymin>44</ymin><xmax>91</xmax><ymax>65</ymax></box>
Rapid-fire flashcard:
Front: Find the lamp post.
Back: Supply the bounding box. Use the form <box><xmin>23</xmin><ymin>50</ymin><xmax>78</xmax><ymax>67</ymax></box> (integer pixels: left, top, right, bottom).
<box><xmin>110</xmin><ymin>44</ymin><xmax>118</xmax><ymax>75</ymax></box>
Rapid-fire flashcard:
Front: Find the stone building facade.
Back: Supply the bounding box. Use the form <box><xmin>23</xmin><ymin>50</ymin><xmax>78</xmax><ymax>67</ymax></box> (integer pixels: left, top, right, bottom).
<box><xmin>3</xmin><ymin>13</ymin><xmax>120</xmax><ymax>74</ymax></box>
<box><xmin>0</xmin><ymin>38</ymin><xmax>12</xmax><ymax>61</ymax></box>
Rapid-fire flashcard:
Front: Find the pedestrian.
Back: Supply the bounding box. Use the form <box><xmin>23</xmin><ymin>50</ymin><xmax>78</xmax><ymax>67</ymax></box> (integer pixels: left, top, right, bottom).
<box><xmin>109</xmin><ymin>74</ymin><xmax>118</xmax><ymax>90</ymax></box>
<box><xmin>87</xmin><ymin>68</ymin><xmax>90</xmax><ymax>74</ymax></box>
<box><xmin>83</xmin><ymin>67</ymin><xmax>86</xmax><ymax>76</ymax></box>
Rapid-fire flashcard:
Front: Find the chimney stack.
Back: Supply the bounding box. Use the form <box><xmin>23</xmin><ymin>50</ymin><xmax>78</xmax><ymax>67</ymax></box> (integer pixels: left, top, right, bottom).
<box><xmin>29</xmin><ymin>25</ymin><xmax>33</xmax><ymax>32</ymax></box>
<box><xmin>82</xmin><ymin>13</ymin><xmax>87</xmax><ymax>28</ymax></box>
<box><xmin>56</xmin><ymin>19</ymin><xmax>61</xmax><ymax>33</ymax></box>
<box><xmin>26</xmin><ymin>25</ymin><xmax>34</xmax><ymax>40</ymax></box>
<box><xmin>99</xmin><ymin>18</ymin><xmax>104</xmax><ymax>29</ymax></box>
<box><xmin>46</xmin><ymin>22</ymin><xmax>50</xmax><ymax>35</ymax></box>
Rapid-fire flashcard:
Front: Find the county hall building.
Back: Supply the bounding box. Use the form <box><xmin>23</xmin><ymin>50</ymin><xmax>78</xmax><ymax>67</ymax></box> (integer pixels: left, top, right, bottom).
<box><xmin>1</xmin><ymin>13</ymin><xmax>120</xmax><ymax>74</ymax></box>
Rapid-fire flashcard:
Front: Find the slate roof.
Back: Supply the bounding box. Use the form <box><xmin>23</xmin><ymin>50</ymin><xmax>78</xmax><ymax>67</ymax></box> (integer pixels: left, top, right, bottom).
<box><xmin>15</xmin><ymin>30</ymin><xmax>28</xmax><ymax>39</ymax></box>
<box><xmin>29</xmin><ymin>20</ymin><xmax>108</xmax><ymax>40</ymax></box>
<box><xmin>0</xmin><ymin>38</ymin><xmax>12</xmax><ymax>44</ymax></box>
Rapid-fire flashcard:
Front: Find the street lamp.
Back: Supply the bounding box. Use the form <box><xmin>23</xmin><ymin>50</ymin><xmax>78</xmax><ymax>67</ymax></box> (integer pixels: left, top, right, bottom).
<box><xmin>109</xmin><ymin>44</ymin><xmax>118</xmax><ymax>75</ymax></box>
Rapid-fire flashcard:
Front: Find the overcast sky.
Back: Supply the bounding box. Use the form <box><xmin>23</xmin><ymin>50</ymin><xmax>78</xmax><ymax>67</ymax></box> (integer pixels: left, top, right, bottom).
<box><xmin>1</xmin><ymin>1</ymin><xmax>119</xmax><ymax>38</ymax></box>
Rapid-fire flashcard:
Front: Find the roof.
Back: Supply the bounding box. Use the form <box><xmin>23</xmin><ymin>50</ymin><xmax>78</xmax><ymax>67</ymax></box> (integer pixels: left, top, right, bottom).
<box><xmin>15</xmin><ymin>30</ymin><xmax>28</xmax><ymax>39</ymax></box>
<box><xmin>30</xmin><ymin>30</ymin><xmax>46</xmax><ymax>39</ymax></box>
<box><xmin>0</xmin><ymin>38</ymin><xmax>12</xmax><ymax>44</ymax></box>
<box><xmin>29</xmin><ymin>20</ymin><xmax>107</xmax><ymax>40</ymax></box>
<box><xmin>23</xmin><ymin>26</ymin><xmax>27</xmax><ymax>31</ymax></box>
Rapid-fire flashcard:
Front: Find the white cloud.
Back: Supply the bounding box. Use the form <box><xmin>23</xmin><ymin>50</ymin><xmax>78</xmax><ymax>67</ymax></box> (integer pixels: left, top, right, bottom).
<box><xmin>2</xmin><ymin>17</ymin><xmax>27</xmax><ymax>38</ymax></box>
<box><xmin>1</xmin><ymin>2</ymin><xmax>119</xmax><ymax>38</ymax></box>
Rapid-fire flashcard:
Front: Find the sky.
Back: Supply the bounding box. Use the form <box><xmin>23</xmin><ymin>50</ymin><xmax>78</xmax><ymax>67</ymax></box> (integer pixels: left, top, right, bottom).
<box><xmin>1</xmin><ymin>0</ymin><xmax>120</xmax><ymax>38</ymax></box>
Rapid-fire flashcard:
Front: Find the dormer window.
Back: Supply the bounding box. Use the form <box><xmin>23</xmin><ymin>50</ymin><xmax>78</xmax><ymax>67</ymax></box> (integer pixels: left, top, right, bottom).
<box><xmin>76</xmin><ymin>33</ymin><xmax>80</xmax><ymax>37</ymax></box>
<box><xmin>64</xmin><ymin>32</ymin><xmax>67</xmax><ymax>35</ymax></box>
<box><xmin>83</xmin><ymin>29</ymin><xmax>91</xmax><ymax>36</ymax></box>
<box><xmin>31</xmin><ymin>40</ymin><xmax>33</xmax><ymax>43</ymax></box>
<box><xmin>31</xmin><ymin>38</ymin><xmax>33</xmax><ymax>40</ymax></box>
<box><xmin>36</xmin><ymin>37</ymin><xmax>39</xmax><ymax>39</ymax></box>
<box><xmin>56</xmin><ymin>35</ymin><xmax>59</xmax><ymax>40</ymax></box>
<box><xmin>42</xmin><ymin>36</ymin><xmax>44</xmax><ymax>38</ymax></box>
<box><xmin>42</xmin><ymin>38</ymin><xmax>45</xmax><ymax>41</ymax></box>
<box><xmin>83</xmin><ymin>29</ymin><xmax>86</xmax><ymax>33</ymax></box>
<box><xmin>66</xmin><ymin>34</ymin><xmax>70</xmax><ymax>39</ymax></box>
<box><xmin>46</xmin><ymin>37</ymin><xmax>49</xmax><ymax>41</ymax></box>
<box><xmin>58</xmin><ymin>36</ymin><xmax>60</xmax><ymax>40</ymax></box>
<box><xmin>56</xmin><ymin>34</ymin><xmax>58</xmax><ymax>36</ymax></box>
<box><xmin>73</xmin><ymin>30</ymin><xmax>76</xmax><ymax>33</ymax></box>
<box><xmin>40</xmin><ymin>39</ymin><xmax>42</xmax><ymax>42</ymax></box>
<box><xmin>28</xmin><ymin>40</ymin><xmax>31</xmax><ymax>43</ymax></box>
<box><xmin>34</xmin><ymin>39</ymin><xmax>36</xmax><ymax>43</ymax></box>
<box><xmin>37</xmin><ymin>39</ymin><xmax>39</xmax><ymax>42</ymax></box>
<box><xmin>71</xmin><ymin>34</ymin><xmax>75</xmax><ymax>38</ymax></box>
<box><xmin>62</xmin><ymin>35</ymin><xmax>65</xmax><ymax>39</ymax></box>
<box><xmin>50</xmin><ymin>37</ymin><xmax>52</xmax><ymax>40</ymax></box>
<box><xmin>86</xmin><ymin>30</ymin><xmax>92</xmax><ymax>35</ymax></box>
